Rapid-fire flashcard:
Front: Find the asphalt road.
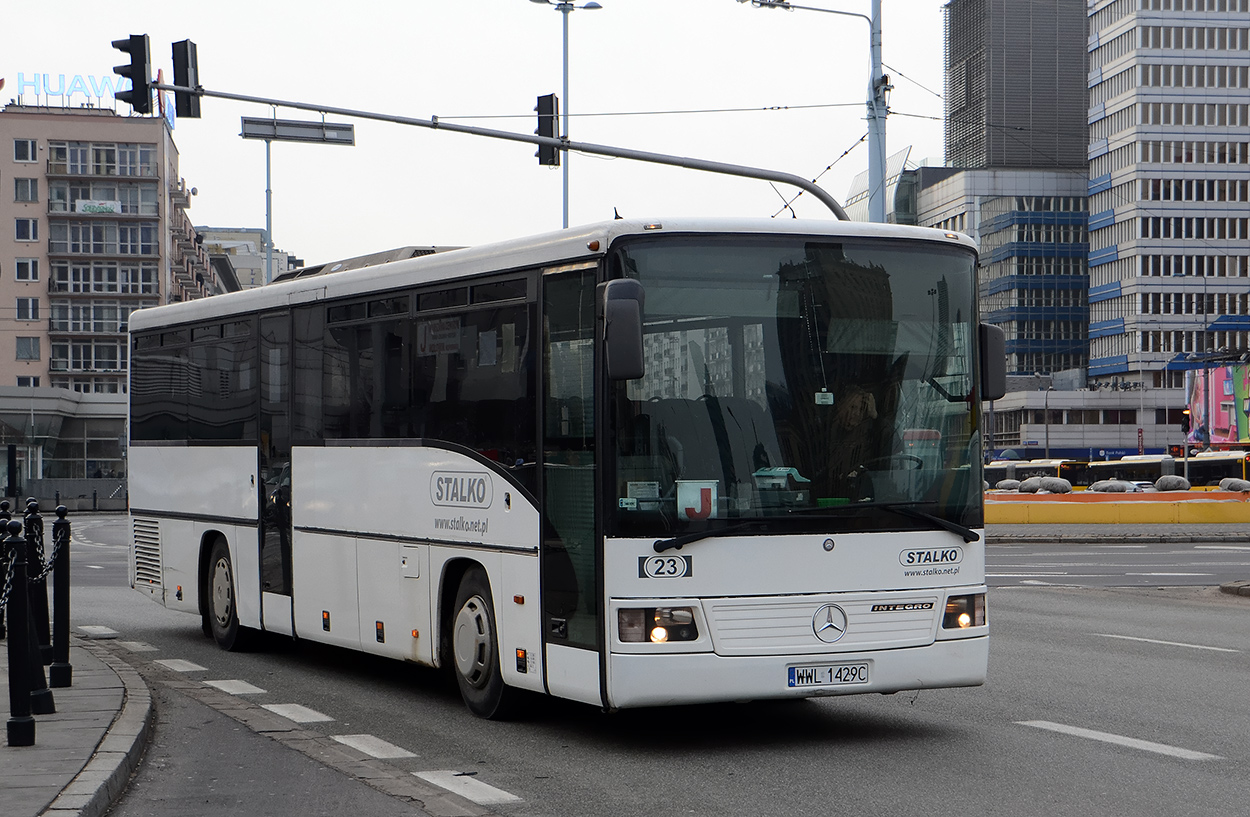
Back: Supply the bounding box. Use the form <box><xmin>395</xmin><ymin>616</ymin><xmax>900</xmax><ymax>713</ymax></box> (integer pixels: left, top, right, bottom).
<box><xmin>62</xmin><ymin>515</ymin><xmax>1250</xmax><ymax>816</ymax></box>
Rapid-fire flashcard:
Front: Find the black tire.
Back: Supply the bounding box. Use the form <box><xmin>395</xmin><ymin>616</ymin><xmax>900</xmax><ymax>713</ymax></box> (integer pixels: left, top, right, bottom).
<box><xmin>205</xmin><ymin>538</ymin><xmax>250</xmax><ymax>651</ymax></box>
<box><xmin>451</xmin><ymin>568</ymin><xmax>517</xmax><ymax>719</ymax></box>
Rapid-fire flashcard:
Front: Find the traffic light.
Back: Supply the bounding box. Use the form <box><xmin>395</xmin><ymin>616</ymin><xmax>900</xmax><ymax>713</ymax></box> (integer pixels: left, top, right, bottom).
<box><xmin>112</xmin><ymin>34</ymin><xmax>152</xmax><ymax>114</ymax></box>
<box><xmin>535</xmin><ymin>93</ymin><xmax>560</xmax><ymax>167</ymax></box>
<box><xmin>172</xmin><ymin>40</ymin><xmax>201</xmax><ymax>118</ymax></box>
<box><xmin>1181</xmin><ymin>409</ymin><xmax>1191</xmax><ymax>433</ymax></box>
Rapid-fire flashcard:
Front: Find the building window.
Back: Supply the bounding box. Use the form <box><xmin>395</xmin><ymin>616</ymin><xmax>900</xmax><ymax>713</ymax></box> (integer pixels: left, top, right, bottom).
<box><xmin>15</xmin><ymin>338</ymin><xmax>40</xmax><ymax>361</ymax></box>
<box><xmin>15</xmin><ymin>259</ymin><xmax>38</xmax><ymax>281</ymax></box>
<box><xmin>15</xmin><ymin>218</ymin><xmax>38</xmax><ymax>241</ymax></box>
<box><xmin>16</xmin><ymin>377</ymin><xmax>40</xmax><ymax>388</ymax></box>
<box><xmin>16</xmin><ymin>298</ymin><xmax>39</xmax><ymax>321</ymax></box>
<box><xmin>14</xmin><ymin>178</ymin><xmax>38</xmax><ymax>202</ymax></box>
<box><xmin>13</xmin><ymin>139</ymin><xmax>37</xmax><ymax>162</ymax></box>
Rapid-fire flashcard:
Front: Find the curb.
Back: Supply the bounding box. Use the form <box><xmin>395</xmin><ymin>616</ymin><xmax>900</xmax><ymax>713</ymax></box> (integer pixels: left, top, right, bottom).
<box><xmin>987</xmin><ymin>534</ymin><xmax>1250</xmax><ymax>545</ymax></box>
<box><xmin>1219</xmin><ymin>580</ymin><xmax>1250</xmax><ymax>598</ymax></box>
<box><xmin>41</xmin><ymin>640</ymin><xmax>155</xmax><ymax>817</ymax></box>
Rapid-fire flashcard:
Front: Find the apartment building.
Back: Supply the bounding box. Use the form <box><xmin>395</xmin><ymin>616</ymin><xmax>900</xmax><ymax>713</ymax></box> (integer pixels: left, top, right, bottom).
<box><xmin>0</xmin><ymin>102</ymin><xmax>218</xmax><ymax>489</ymax></box>
<box><xmin>1</xmin><ymin>103</ymin><xmax>216</xmax><ymax>393</ymax></box>
<box><xmin>1086</xmin><ymin>0</ymin><xmax>1250</xmax><ymax>388</ymax></box>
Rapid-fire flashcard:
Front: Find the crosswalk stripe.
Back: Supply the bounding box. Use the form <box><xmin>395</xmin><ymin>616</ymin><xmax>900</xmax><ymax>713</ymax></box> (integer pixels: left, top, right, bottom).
<box><xmin>261</xmin><ymin>703</ymin><xmax>334</xmax><ymax>723</ymax></box>
<box><xmin>414</xmin><ymin>771</ymin><xmax>522</xmax><ymax>804</ymax></box>
<box><xmin>331</xmin><ymin>734</ymin><xmax>416</xmax><ymax>758</ymax></box>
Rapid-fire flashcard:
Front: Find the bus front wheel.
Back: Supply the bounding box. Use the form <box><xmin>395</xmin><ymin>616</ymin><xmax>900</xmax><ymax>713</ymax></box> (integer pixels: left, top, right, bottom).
<box><xmin>451</xmin><ymin>568</ymin><xmax>517</xmax><ymax>719</ymax></box>
<box><xmin>206</xmin><ymin>538</ymin><xmax>250</xmax><ymax>651</ymax></box>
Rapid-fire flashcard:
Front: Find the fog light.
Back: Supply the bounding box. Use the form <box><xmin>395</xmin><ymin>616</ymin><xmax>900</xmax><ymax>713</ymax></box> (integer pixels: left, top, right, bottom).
<box><xmin>618</xmin><ymin>606</ymin><xmax>699</xmax><ymax>642</ymax></box>
<box><xmin>943</xmin><ymin>594</ymin><xmax>986</xmax><ymax>629</ymax></box>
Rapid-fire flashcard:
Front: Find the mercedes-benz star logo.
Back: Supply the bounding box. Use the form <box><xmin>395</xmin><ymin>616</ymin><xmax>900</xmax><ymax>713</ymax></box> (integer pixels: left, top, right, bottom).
<box><xmin>812</xmin><ymin>603</ymin><xmax>848</xmax><ymax>643</ymax></box>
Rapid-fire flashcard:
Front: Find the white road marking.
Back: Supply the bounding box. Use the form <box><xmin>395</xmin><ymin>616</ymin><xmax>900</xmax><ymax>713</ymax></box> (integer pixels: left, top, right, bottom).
<box><xmin>1017</xmin><ymin>720</ymin><xmax>1221</xmax><ymax>761</ymax></box>
<box><xmin>1194</xmin><ymin>545</ymin><xmax>1250</xmax><ymax>551</ymax></box>
<box><xmin>987</xmin><ymin>572</ymin><xmax>1070</xmax><ymax>577</ymax></box>
<box><xmin>1092</xmin><ymin>633</ymin><xmax>1239</xmax><ymax>653</ymax></box>
<box><xmin>116</xmin><ymin>641</ymin><xmax>158</xmax><ymax>652</ymax></box>
<box><xmin>1124</xmin><ymin>572</ymin><xmax>1211</xmax><ymax>577</ymax></box>
<box><xmin>85</xmin><ymin>565</ymin><xmax>104</xmax><ymax>569</ymax></box>
<box><xmin>77</xmin><ymin>625</ymin><xmax>119</xmax><ymax>639</ymax></box>
<box><xmin>154</xmin><ymin>658</ymin><xmax>207</xmax><ymax>672</ymax></box>
<box><xmin>205</xmin><ymin>679</ymin><xmax>268</xmax><ymax>695</ymax></box>
<box><xmin>414</xmin><ymin>771</ymin><xmax>522</xmax><ymax>805</ymax></box>
<box><xmin>331</xmin><ymin>734</ymin><xmax>416</xmax><ymax>758</ymax></box>
<box><xmin>262</xmin><ymin>703</ymin><xmax>334</xmax><ymax>723</ymax></box>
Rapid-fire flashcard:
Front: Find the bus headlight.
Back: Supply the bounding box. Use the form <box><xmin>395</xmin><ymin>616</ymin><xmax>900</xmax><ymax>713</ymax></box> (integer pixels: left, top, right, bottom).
<box><xmin>618</xmin><ymin>607</ymin><xmax>699</xmax><ymax>643</ymax></box>
<box><xmin>942</xmin><ymin>594</ymin><xmax>986</xmax><ymax>629</ymax></box>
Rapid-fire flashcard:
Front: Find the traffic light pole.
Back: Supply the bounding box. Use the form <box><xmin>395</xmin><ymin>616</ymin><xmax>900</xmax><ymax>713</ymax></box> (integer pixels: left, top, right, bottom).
<box><xmin>152</xmin><ymin>82</ymin><xmax>850</xmax><ymax>221</ymax></box>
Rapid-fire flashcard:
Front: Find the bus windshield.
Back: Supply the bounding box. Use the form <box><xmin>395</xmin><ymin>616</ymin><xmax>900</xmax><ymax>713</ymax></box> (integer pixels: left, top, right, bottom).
<box><xmin>608</xmin><ymin>235</ymin><xmax>982</xmax><ymax>538</ymax></box>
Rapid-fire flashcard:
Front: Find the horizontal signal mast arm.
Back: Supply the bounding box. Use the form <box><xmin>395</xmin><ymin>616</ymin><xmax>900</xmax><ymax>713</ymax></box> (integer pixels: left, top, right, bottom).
<box><xmin>153</xmin><ymin>82</ymin><xmax>849</xmax><ymax>221</ymax></box>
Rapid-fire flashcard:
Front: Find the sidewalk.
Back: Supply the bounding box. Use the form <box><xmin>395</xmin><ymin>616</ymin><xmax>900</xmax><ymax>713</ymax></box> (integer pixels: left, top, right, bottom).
<box><xmin>0</xmin><ymin>637</ymin><xmax>151</xmax><ymax>817</ymax></box>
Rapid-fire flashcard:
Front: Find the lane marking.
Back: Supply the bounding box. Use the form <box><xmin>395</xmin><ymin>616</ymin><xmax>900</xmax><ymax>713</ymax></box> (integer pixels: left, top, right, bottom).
<box><xmin>1124</xmin><ymin>572</ymin><xmax>1211</xmax><ymax>577</ymax></box>
<box><xmin>414</xmin><ymin>771</ymin><xmax>522</xmax><ymax>805</ymax></box>
<box><xmin>205</xmin><ymin>679</ymin><xmax>268</xmax><ymax>695</ymax></box>
<box><xmin>154</xmin><ymin>658</ymin><xmax>207</xmax><ymax>672</ymax></box>
<box><xmin>331</xmin><ymin>734</ymin><xmax>416</xmax><ymax>758</ymax></box>
<box><xmin>262</xmin><ymin>703</ymin><xmax>334</xmax><ymax>723</ymax></box>
<box><xmin>86</xmin><ymin>565</ymin><xmax>104</xmax><ymax>569</ymax></box>
<box><xmin>78</xmin><ymin>625</ymin><xmax>119</xmax><ymax>639</ymax></box>
<box><xmin>116</xmin><ymin>641</ymin><xmax>158</xmax><ymax>652</ymax></box>
<box><xmin>1092</xmin><ymin>633</ymin><xmax>1239</xmax><ymax>653</ymax></box>
<box><xmin>1194</xmin><ymin>545</ymin><xmax>1250</xmax><ymax>551</ymax></box>
<box><xmin>1017</xmin><ymin>720</ymin><xmax>1221</xmax><ymax>761</ymax></box>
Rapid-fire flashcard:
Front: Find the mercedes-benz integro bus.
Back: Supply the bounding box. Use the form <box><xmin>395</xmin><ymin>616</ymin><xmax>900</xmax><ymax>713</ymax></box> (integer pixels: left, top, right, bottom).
<box><xmin>127</xmin><ymin>217</ymin><xmax>1006</xmax><ymax>718</ymax></box>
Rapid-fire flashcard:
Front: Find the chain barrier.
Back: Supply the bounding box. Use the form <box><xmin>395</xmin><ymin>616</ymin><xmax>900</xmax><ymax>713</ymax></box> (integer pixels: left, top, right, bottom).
<box><xmin>30</xmin><ymin>524</ymin><xmax>63</xmax><ymax>585</ymax></box>
<box><xmin>0</xmin><ymin>509</ymin><xmax>62</xmax><ymax>620</ymax></box>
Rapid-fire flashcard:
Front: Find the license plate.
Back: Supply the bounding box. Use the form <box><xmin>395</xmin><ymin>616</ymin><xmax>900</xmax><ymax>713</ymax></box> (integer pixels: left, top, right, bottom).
<box><xmin>787</xmin><ymin>662</ymin><xmax>870</xmax><ymax>688</ymax></box>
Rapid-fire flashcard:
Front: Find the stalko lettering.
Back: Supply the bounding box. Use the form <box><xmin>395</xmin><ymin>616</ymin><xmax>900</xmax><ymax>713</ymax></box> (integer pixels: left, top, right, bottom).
<box><xmin>899</xmin><ymin>548</ymin><xmax>963</xmax><ymax>567</ymax></box>
<box><xmin>430</xmin><ymin>471</ymin><xmax>492</xmax><ymax>509</ymax></box>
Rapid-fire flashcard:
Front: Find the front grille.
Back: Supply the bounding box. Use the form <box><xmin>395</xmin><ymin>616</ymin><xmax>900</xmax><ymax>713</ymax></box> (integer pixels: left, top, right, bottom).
<box><xmin>707</xmin><ymin>593</ymin><xmax>940</xmax><ymax>656</ymax></box>
<box><xmin>132</xmin><ymin>517</ymin><xmax>162</xmax><ymax>587</ymax></box>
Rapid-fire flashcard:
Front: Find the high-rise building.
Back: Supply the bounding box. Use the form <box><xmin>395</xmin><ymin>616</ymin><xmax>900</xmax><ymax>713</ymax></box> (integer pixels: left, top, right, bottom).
<box><xmin>1086</xmin><ymin>0</ymin><xmax>1250</xmax><ymax>389</ymax></box>
<box><xmin>944</xmin><ymin>0</ymin><xmax>1089</xmax><ymax>170</ymax></box>
<box><xmin>1</xmin><ymin>104</ymin><xmax>216</xmax><ymax>394</ymax></box>
<box><xmin>934</xmin><ymin>0</ymin><xmax>1092</xmax><ymax>379</ymax></box>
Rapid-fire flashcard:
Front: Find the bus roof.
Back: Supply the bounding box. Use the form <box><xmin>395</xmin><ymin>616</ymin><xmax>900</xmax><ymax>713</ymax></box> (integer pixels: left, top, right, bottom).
<box><xmin>130</xmin><ymin>217</ymin><xmax>978</xmax><ymax>332</ymax></box>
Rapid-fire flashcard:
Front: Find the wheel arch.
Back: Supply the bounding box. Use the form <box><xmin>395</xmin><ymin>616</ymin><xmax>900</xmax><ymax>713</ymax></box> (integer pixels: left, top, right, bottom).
<box><xmin>437</xmin><ymin>556</ymin><xmax>487</xmax><ymax>671</ymax></box>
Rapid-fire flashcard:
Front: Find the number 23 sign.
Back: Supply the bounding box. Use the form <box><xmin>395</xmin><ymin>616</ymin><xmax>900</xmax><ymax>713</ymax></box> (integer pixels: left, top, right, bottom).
<box><xmin>639</xmin><ymin>555</ymin><xmax>693</xmax><ymax>579</ymax></box>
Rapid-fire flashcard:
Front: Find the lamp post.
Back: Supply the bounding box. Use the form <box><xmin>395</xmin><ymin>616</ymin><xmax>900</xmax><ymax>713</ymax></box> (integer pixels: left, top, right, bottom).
<box><xmin>1044</xmin><ymin>386</ymin><xmax>1054</xmax><ymax>459</ymax></box>
<box><xmin>531</xmin><ymin>0</ymin><xmax>603</xmax><ymax>229</ymax></box>
<box><xmin>738</xmin><ymin>0</ymin><xmax>888</xmax><ymax>223</ymax></box>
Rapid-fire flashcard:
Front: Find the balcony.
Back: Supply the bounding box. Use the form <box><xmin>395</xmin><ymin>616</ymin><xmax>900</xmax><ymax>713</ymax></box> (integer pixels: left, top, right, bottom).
<box><xmin>46</xmin><ymin>161</ymin><xmax>159</xmax><ymax>179</ymax></box>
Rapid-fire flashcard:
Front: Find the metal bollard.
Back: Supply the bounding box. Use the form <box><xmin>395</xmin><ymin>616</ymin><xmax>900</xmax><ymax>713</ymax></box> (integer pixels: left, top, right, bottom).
<box><xmin>48</xmin><ymin>507</ymin><xmax>72</xmax><ymax>688</ymax></box>
<box><xmin>6</xmin><ymin>520</ymin><xmax>36</xmax><ymax>745</ymax></box>
<box><xmin>92</xmin><ymin>489</ymin><xmax>98</xmax><ymax>512</ymax></box>
<box><xmin>24</xmin><ymin>501</ymin><xmax>52</xmax><ymax>665</ymax></box>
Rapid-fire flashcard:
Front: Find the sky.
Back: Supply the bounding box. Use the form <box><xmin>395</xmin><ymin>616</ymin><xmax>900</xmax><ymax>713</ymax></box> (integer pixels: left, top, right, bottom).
<box><xmin>5</xmin><ymin>0</ymin><xmax>950</xmax><ymax>266</ymax></box>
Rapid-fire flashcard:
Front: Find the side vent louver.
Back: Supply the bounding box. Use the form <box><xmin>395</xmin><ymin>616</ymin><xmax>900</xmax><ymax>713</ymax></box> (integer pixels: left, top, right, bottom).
<box><xmin>132</xmin><ymin>517</ymin><xmax>163</xmax><ymax>587</ymax></box>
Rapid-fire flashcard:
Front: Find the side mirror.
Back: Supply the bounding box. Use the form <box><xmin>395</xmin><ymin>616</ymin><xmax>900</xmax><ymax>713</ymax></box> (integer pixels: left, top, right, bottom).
<box><xmin>979</xmin><ymin>323</ymin><xmax>1006</xmax><ymax>401</ymax></box>
<box><xmin>603</xmin><ymin>279</ymin><xmax>645</xmax><ymax>381</ymax></box>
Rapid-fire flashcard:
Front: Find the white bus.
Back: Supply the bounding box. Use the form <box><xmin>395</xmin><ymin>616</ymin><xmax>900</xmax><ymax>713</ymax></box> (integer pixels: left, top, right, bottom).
<box><xmin>128</xmin><ymin>217</ymin><xmax>1005</xmax><ymax>718</ymax></box>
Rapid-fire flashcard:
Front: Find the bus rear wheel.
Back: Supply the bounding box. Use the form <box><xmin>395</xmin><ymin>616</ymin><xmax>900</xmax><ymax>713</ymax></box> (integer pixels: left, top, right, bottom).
<box><xmin>451</xmin><ymin>568</ymin><xmax>517</xmax><ymax>719</ymax></box>
<box><xmin>206</xmin><ymin>538</ymin><xmax>251</xmax><ymax>651</ymax></box>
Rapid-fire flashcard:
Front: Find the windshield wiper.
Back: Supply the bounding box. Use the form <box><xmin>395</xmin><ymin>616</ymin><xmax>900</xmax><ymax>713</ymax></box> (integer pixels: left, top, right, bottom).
<box><xmin>869</xmin><ymin>502</ymin><xmax>980</xmax><ymax>543</ymax></box>
<box><xmin>653</xmin><ymin>520</ymin><xmax>767</xmax><ymax>553</ymax></box>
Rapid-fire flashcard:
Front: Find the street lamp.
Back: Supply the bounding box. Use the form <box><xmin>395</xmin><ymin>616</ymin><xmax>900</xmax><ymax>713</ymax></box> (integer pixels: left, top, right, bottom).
<box><xmin>737</xmin><ymin>0</ymin><xmax>888</xmax><ymax>223</ymax></box>
<box><xmin>531</xmin><ymin>0</ymin><xmax>603</xmax><ymax>229</ymax></box>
